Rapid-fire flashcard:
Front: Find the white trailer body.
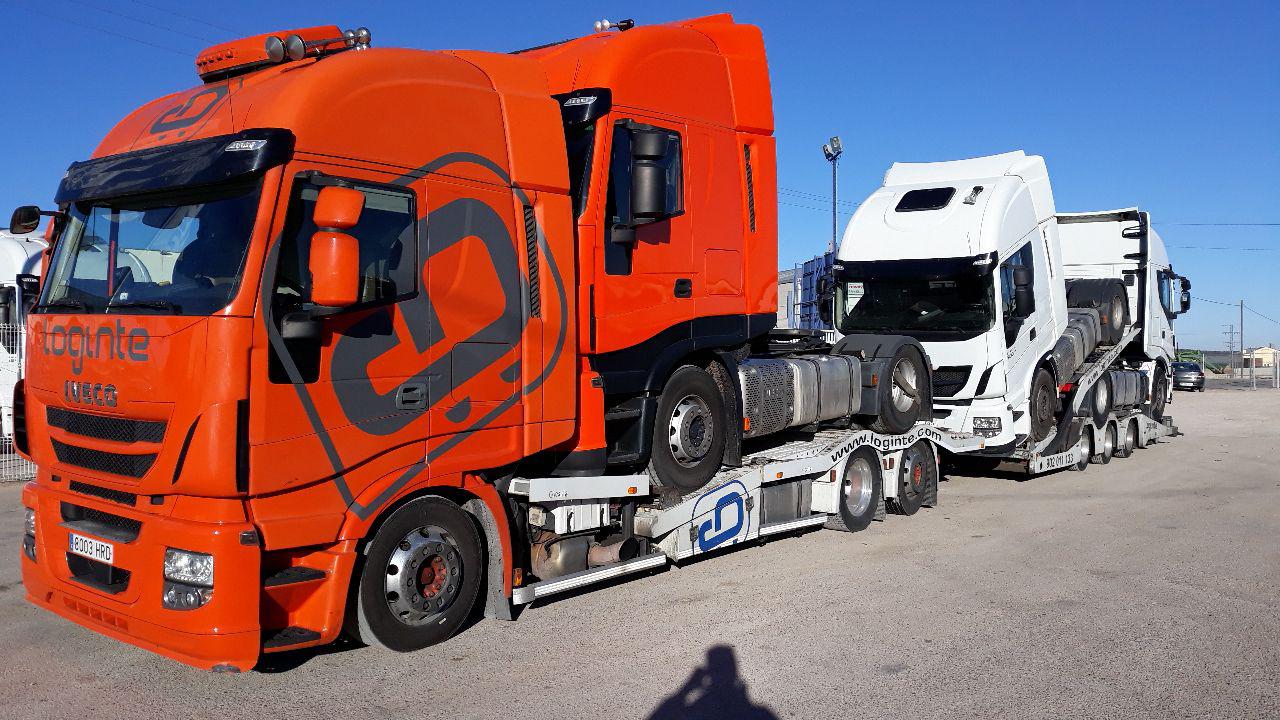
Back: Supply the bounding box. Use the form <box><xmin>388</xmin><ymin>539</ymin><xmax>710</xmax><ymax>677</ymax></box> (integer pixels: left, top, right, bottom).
<box><xmin>509</xmin><ymin>423</ymin><xmax>988</xmax><ymax>605</ymax></box>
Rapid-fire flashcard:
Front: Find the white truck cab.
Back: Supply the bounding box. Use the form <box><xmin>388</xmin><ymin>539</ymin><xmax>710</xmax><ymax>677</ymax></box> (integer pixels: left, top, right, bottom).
<box><xmin>833</xmin><ymin>151</ymin><xmax>1068</xmax><ymax>452</ymax></box>
<box><xmin>1057</xmin><ymin>209</ymin><xmax>1190</xmax><ymax>418</ymax></box>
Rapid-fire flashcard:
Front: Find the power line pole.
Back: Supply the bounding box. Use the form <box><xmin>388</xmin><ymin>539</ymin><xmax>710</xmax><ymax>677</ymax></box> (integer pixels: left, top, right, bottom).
<box><xmin>1223</xmin><ymin>324</ymin><xmax>1236</xmax><ymax>374</ymax></box>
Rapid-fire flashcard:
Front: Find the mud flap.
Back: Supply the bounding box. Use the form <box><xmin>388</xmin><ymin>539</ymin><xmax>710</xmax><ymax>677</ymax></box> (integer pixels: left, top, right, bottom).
<box><xmin>462</xmin><ymin>498</ymin><xmax>514</xmax><ymax>621</ymax></box>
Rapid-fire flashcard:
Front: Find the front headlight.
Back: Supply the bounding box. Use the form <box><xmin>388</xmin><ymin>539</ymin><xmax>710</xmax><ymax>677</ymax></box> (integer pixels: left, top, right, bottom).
<box><xmin>164</xmin><ymin>548</ymin><xmax>214</xmax><ymax>587</ymax></box>
<box><xmin>972</xmin><ymin>416</ymin><xmax>1002</xmax><ymax>437</ymax></box>
<box><xmin>22</xmin><ymin>507</ymin><xmax>36</xmax><ymax>561</ymax></box>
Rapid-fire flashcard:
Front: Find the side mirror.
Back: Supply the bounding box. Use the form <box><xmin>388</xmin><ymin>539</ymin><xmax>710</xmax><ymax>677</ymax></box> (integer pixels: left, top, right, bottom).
<box><xmin>816</xmin><ymin>274</ymin><xmax>835</xmax><ymax>325</ymax></box>
<box><xmin>630</xmin><ymin>128</ymin><xmax>670</xmax><ymax>221</ymax></box>
<box><xmin>1179</xmin><ymin>277</ymin><xmax>1192</xmax><ymax>314</ymax></box>
<box><xmin>1012</xmin><ymin>265</ymin><xmax>1035</xmax><ymax>317</ymax></box>
<box><xmin>10</xmin><ymin>206</ymin><xmax>41</xmax><ymax>234</ymax></box>
<box><xmin>309</xmin><ymin>187</ymin><xmax>364</xmax><ymax>308</ymax></box>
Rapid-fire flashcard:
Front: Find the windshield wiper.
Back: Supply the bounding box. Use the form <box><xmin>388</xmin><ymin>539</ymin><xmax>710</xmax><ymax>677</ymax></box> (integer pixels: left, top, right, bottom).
<box><xmin>106</xmin><ymin>299</ymin><xmax>179</xmax><ymax>313</ymax></box>
<box><xmin>34</xmin><ymin>299</ymin><xmax>86</xmax><ymax>312</ymax></box>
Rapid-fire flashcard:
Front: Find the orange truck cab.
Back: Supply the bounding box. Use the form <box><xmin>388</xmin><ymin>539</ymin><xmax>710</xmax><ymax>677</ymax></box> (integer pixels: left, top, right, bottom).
<box><xmin>16</xmin><ymin>15</ymin><xmax>784</xmax><ymax>670</ymax></box>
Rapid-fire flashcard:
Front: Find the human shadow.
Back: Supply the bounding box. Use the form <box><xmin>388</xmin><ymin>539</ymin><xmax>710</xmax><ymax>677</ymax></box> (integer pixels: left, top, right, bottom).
<box><xmin>646</xmin><ymin>645</ymin><xmax>779</xmax><ymax>720</ymax></box>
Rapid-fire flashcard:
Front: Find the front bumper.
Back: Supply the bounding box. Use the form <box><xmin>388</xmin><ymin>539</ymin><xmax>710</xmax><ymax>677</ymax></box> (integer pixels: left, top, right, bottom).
<box><xmin>1173</xmin><ymin>375</ymin><xmax>1205</xmax><ymax>390</ymax></box>
<box><xmin>933</xmin><ymin>397</ymin><xmax>1016</xmax><ymax>448</ymax></box>
<box><xmin>20</xmin><ymin>480</ymin><xmax>262</xmax><ymax>671</ymax></box>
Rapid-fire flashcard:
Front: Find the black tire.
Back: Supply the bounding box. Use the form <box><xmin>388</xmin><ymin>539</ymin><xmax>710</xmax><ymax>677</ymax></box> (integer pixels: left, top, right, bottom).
<box><xmin>888</xmin><ymin>440</ymin><xmax>935</xmax><ymax>516</ymax></box>
<box><xmin>1029</xmin><ymin>368</ymin><xmax>1059</xmax><ymax>443</ymax></box>
<box><xmin>1150</xmin><ymin>365</ymin><xmax>1169</xmax><ymax>420</ymax></box>
<box><xmin>868</xmin><ymin>345</ymin><xmax>932</xmax><ymax>435</ymax></box>
<box><xmin>1071</xmin><ymin>427</ymin><xmax>1092</xmax><ymax>471</ymax></box>
<box><xmin>1066</xmin><ymin>279</ymin><xmax>1129</xmax><ymax>345</ymax></box>
<box><xmin>824</xmin><ymin>447</ymin><xmax>882</xmax><ymax>532</ymax></box>
<box><xmin>351</xmin><ymin>496</ymin><xmax>484</xmax><ymax>652</ymax></box>
<box><xmin>648</xmin><ymin>365</ymin><xmax>727</xmax><ymax>495</ymax></box>
<box><xmin>1089</xmin><ymin>373</ymin><xmax>1113</xmax><ymax>427</ymax></box>
<box><xmin>1097</xmin><ymin>423</ymin><xmax>1116</xmax><ymax>464</ymax></box>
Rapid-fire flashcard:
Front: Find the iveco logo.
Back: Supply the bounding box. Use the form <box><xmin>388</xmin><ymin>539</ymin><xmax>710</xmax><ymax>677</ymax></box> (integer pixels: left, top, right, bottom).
<box><xmin>65</xmin><ymin>380</ymin><xmax>118</xmax><ymax>408</ymax></box>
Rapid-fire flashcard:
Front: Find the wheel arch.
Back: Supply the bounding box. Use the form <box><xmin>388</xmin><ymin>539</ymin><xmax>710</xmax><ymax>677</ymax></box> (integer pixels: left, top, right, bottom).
<box><xmin>341</xmin><ymin>473</ymin><xmax>516</xmax><ymax>624</ymax></box>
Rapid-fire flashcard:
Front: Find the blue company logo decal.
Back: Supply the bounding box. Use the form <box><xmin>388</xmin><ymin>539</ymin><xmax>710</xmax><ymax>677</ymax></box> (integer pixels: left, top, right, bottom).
<box><xmin>692</xmin><ymin>480</ymin><xmax>751</xmax><ymax>552</ymax></box>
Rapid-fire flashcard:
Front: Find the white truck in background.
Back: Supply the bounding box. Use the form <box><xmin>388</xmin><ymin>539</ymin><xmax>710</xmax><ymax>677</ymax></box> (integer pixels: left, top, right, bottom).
<box><xmin>0</xmin><ymin>229</ymin><xmax>44</xmax><ymax>441</ymax></box>
<box><xmin>832</xmin><ymin>151</ymin><xmax>1180</xmax><ymax>473</ymax></box>
<box><xmin>1058</xmin><ymin>209</ymin><xmax>1191</xmax><ymax>420</ymax></box>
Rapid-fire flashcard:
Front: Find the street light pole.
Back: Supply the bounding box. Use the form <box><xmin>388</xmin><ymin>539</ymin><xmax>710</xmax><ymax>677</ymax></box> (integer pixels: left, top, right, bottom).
<box><xmin>822</xmin><ymin>136</ymin><xmax>843</xmax><ymax>253</ymax></box>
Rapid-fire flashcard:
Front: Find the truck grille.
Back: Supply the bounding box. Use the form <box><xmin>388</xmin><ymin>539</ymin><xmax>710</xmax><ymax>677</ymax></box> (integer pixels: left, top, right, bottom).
<box><xmin>69</xmin><ymin>480</ymin><xmax>138</xmax><ymax>506</ymax></box>
<box><xmin>46</xmin><ymin>407</ymin><xmax>166</xmax><ymax>444</ymax></box>
<box><xmin>932</xmin><ymin>366</ymin><xmax>973</xmax><ymax>398</ymax></box>
<box><xmin>60</xmin><ymin>502</ymin><xmax>143</xmax><ymax>542</ymax></box>
<box><xmin>51</xmin><ymin>439</ymin><xmax>157</xmax><ymax>479</ymax></box>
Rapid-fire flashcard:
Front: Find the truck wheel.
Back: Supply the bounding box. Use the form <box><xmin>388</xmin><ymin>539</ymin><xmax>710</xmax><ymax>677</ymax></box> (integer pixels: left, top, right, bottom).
<box><xmin>1089</xmin><ymin>373</ymin><xmax>1113</xmax><ymax>427</ymax></box>
<box><xmin>889</xmin><ymin>441</ymin><xmax>935</xmax><ymax>516</ymax></box>
<box><xmin>648</xmin><ymin>365</ymin><xmax>727</xmax><ymax>496</ymax></box>
<box><xmin>1117</xmin><ymin>418</ymin><xmax>1138</xmax><ymax>458</ymax></box>
<box><xmin>1029</xmin><ymin>368</ymin><xmax>1059</xmax><ymax>442</ymax></box>
<box><xmin>824</xmin><ymin>448</ymin><xmax>882</xmax><ymax>533</ymax></box>
<box><xmin>868</xmin><ymin>345</ymin><xmax>931</xmax><ymax>435</ymax></box>
<box><xmin>352</xmin><ymin>496</ymin><xmax>483</xmax><ymax>652</ymax></box>
<box><xmin>1071</xmin><ymin>429</ymin><xmax>1092</xmax><ymax>471</ymax></box>
<box><xmin>1096</xmin><ymin>423</ymin><xmax>1116</xmax><ymax>464</ymax></box>
<box><xmin>1150</xmin><ymin>365</ymin><xmax>1169</xmax><ymax>420</ymax></box>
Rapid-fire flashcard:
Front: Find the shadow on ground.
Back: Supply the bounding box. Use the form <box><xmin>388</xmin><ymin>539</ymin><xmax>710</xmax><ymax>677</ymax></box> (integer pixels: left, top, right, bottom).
<box><xmin>646</xmin><ymin>645</ymin><xmax>778</xmax><ymax>720</ymax></box>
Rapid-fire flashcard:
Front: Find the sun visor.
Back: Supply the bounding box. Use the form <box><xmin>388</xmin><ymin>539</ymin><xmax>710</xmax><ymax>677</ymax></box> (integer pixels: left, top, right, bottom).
<box><xmin>56</xmin><ymin>128</ymin><xmax>294</xmax><ymax>204</ymax></box>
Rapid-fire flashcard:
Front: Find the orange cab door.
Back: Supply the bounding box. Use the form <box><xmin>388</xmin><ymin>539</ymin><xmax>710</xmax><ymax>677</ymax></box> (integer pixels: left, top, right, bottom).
<box><xmin>248</xmin><ymin>166</ymin><xmax>432</xmax><ymax>514</ymax></box>
<box><xmin>591</xmin><ymin>115</ymin><xmax>696</xmax><ymax>354</ymax></box>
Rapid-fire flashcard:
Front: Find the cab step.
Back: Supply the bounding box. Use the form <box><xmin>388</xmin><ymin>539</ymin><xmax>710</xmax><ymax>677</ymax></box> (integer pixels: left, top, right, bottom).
<box><xmin>263</xmin><ymin>566</ymin><xmax>327</xmax><ymax>588</ymax></box>
<box><xmin>262</xmin><ymin>626</ymin><xmax>321</xmax><ymax>650</ymax></box>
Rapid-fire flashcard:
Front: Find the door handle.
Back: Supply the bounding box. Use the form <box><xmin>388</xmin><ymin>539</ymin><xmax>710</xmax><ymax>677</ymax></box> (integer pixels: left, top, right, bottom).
<box><xmin>395</xmin><ymin>383</ymin><xmax>428</xmax><ymax>410</ymax></box>
<box><xmin>1029</xmin><ymin>327</ymin><xmax>1037</xmax><ymax>342</ymax></box>
<box><xmin>674</xmin><ymin>278</ymin><xmax>693</xmax><ymax>298</ymax></box>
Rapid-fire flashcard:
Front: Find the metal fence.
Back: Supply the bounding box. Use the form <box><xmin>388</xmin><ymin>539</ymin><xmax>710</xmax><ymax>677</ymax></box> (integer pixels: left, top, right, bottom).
<box><xmin>0</xmin><ymin>322</ymin><xmax>34</xmax><ymax>482</ymax></box>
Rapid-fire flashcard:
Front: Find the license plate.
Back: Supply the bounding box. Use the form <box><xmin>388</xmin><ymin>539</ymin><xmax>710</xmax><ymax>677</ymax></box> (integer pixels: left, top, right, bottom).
<box><xmin>68</xmin><ymin>532</ymin><xmax>114</xmax><ymax>564</ymax></box>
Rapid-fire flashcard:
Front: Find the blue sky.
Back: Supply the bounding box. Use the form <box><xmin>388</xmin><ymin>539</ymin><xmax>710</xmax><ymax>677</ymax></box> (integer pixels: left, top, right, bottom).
<box><xmin>1</xmin><ymin>0</ymin><xmax>1276</xmax><ymax>350</ymax></box>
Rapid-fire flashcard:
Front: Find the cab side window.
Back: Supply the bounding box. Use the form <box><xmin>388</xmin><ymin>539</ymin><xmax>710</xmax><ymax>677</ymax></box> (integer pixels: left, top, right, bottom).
<box><xmin>998</xmin><ymin>242</ymin><xmax>1034</xmax><ymax>318</ymax></box>
<box><xmin>272</xmin><ymin>179</ymin><xmax>417</xmax><ymax>316</ymax></box>
<box><xmin>604</xmin><ymin>122</ymin><xmax>683</xmax><ymax>276</ymax></box>
<box><xmin>269</xmin><ymin>177</ymin><xmax>417</xmax><ymax>384</ymax></box>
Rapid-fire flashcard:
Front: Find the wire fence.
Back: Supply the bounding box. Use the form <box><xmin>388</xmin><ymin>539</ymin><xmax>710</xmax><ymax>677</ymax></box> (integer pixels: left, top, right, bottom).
<box><xmin>0</xmin><ymin>323</ymin><xmax>35</xmax><ymax>482</ymax></box>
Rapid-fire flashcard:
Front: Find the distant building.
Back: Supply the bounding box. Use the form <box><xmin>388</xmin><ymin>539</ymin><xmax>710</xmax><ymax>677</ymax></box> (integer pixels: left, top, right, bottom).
<box><xmin>1245</xmin><ymin>345</ymin><xmax>1277</xmax><ymax>368</ymax></box>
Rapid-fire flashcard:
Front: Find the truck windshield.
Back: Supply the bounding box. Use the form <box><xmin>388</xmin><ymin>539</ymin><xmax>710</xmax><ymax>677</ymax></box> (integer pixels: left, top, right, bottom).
<box><xmin>39</xmin><ymin>178</ymin><xmax>261</xmax><ymax>315</ymax></box>
<box><xmin>835</xmin><ymin>254</ymin><xmax>996</xmax><ymax>339</ymax></box>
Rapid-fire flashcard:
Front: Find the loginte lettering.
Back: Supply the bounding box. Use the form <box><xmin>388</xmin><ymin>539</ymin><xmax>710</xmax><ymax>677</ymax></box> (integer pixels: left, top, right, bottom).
<box><xmin>42</xmin><ymin>321</ymin><xmax>150</xmax><ymax>375</ymax></box>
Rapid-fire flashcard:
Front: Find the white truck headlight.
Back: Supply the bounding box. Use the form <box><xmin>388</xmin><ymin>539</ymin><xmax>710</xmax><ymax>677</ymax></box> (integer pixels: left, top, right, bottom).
<box><xmin>24</xmin><ymin>507</ymin><xmax>36</xmax><ymax>537</ymax></box>
<box><xmin>972</xmin><ymin>416</ymin><xmax>1002</xmax><ymax>437</ymax></box>
<box><xmin>164</xmin><ymin>548</ymin><xmax>214</xmax><ymax>587</ymax></box>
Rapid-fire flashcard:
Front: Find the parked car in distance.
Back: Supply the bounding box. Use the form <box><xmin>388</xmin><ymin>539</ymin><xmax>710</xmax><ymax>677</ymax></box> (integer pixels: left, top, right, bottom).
<box><xmin>1172</xmin><ymin>361</ymin><xmax>1205</xmax><ymax>391</ymax></box>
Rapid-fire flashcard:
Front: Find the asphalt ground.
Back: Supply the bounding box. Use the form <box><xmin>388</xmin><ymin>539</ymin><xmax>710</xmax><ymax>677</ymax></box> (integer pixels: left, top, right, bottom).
<box><xmin>1</xmin><ymin>387</ymin><xmax>1277</xmax><ymax>719</ymax></box>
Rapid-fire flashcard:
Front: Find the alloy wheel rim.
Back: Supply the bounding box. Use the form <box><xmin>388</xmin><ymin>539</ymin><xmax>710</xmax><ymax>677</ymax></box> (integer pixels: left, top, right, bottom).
<box><xmin>384</xmin><ymin>525</ymin><xmax>463</xmax><ymax>626</ymax></box>
<box><xmin>668</xmin><ymin>394</ymin><xmax>714</xmax><ymax>467</ymax></box>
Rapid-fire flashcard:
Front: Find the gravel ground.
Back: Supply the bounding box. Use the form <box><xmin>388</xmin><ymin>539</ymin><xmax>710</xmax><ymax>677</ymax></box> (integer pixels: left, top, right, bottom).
<box><xmin>1</xmin><ymin>387</ymin><xmax>1277</xmax><ymax>719</ymax></box>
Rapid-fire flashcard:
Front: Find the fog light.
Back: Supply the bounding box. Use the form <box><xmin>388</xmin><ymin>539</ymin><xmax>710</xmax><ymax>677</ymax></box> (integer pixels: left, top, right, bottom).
<box><xmin>162</xmin><ymin>580</ymin><xmax>213</xmax><ymax>610</ymax></box>
<box><xmin>972</xmin><ymin>416</ymin><xmax>1002</xmax><ymax>438</ymax></box>
<box><xmin>164</xmin><ymin>548</ymin><xmax>214</xmax><ymax>587</ymax></box>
